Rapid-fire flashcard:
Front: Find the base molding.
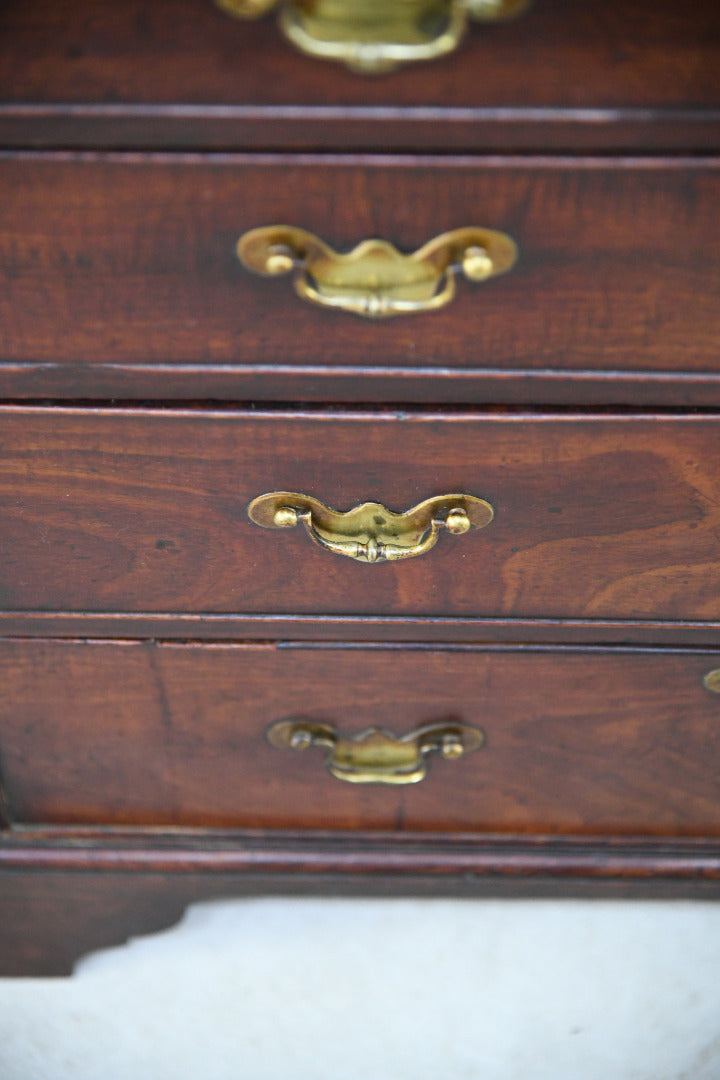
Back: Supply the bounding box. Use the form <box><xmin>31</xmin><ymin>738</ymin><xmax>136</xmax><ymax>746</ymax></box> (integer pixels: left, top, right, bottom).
<box><xmin>2</xmin><ymin>827</ymin><xmax>720</xmax><ymax>975</ymax></box>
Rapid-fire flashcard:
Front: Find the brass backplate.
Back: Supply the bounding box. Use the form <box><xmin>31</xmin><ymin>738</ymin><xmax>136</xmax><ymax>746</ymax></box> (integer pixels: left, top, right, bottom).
<box><xmin>703</xmin><ymin>669</ymin><xmax>720</xmax><ymax>693</ymax></box>
<box><xmin>268</xmin><ymin>719</ymin><xmax>485</xmax><ymax>784</ymax></box>
<box><xmin>237</xmin><ymin>226</ymin><xmax>518</xmax><ymax>318</ymax></box>
<box><xmin>248</xmin><ymin>492</ymin><xmax>494</xmax><ymax>563</ymax></box>
<box><xmin>216</xmin><ymin>0</ymin><xmax>532</xmax><ymax>72</ymax></box>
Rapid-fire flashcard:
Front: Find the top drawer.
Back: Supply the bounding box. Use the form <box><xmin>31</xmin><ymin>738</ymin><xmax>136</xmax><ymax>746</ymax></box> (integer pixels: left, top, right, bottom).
<box><xmin>1</xmin><ymin>0</ymin><xmax>719</xmax><ymax>152</ymax></box>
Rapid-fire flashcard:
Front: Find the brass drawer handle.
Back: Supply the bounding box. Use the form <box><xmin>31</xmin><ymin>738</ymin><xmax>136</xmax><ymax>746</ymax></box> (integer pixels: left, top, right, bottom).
<box><xmin>704</xmin><ymin>670</ymin><xmax>720</xmax><ymax>693</ymax></box>
<box><xmin>248</xmin><ymin>492</ymin><xmax>494</xmax><ymax>563</ymax></box>
<box><xmin>216</xmin><ymin>0</ymin><xmax>530</xmax><ymax>74</ymax></box>
<box><xmin>268</xmin><ymin>719</ymin><xmax>485</xmax><ymax>784</ymax></box>
<box><xmin>237</xmin><ymin>226</ymin><xmax>517</xmax><ymax>319</ymax></box>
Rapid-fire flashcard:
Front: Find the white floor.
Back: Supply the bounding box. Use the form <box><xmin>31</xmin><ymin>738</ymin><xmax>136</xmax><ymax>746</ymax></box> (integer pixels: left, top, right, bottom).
<box><xmin>1</xmin><ymin>898</ymin><xmax>719</xmax><ymax>1080</ymax></box>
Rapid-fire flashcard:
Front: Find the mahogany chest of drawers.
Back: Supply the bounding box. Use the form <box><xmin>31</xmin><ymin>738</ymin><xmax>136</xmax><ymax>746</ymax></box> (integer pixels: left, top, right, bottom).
<box><xmin>1</xmin><ymin>0</ymin><xmax>720</xmax><ymax>975</ymax></box>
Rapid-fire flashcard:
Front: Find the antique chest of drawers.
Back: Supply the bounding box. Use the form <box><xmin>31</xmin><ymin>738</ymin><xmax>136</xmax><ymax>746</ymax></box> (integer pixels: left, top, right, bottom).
<box><xmin>1</xmin><ymin>0</ymin><xmax>720</xmax><ymax>975</ymax></box>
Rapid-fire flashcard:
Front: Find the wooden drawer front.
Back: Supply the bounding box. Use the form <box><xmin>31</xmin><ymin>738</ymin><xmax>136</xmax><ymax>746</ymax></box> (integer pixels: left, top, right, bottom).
<box><xmin>1</xmin><ymin>157</ymin><xmax>720</xmax><ymax>405</ymax></box>
<box><xmin>1</xmin><ymin>0</ymin><xmax>718</xmax><ymax>152</ymax></box>
<box><xmin>2</xmin><ymin>640</ymin><xmax>720</xmax><ymax>836</ymax></box>
<box><xmin>1</xmin><ymin>408</ymin><xmax>720</xmax><ymax>624</ymax></box>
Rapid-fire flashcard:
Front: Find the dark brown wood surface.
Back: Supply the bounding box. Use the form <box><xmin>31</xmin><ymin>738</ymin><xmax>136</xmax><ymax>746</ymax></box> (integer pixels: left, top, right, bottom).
<box><xmin>2</xmin><ymin>830</ymin><xmax>720</xmax><ymax>976</ymax></box>
<box><xmin>1</xmin><ymin>407</ymin><xmax>720</xmax><ymax>623</ymax></box>
<box><xmin>2</xmin><ymin>639</ymin><xmax>720</xmax><ymax>835</ymax></box>
<box><xmin>0</xmin><ymin>0</ymin><xmax>718</xmax><ymax>151</ymax></box>
<box><xmin>1</xmin><ymin>155</ymin><xmax>719</xmax><ymax>404</ymax></box>
<box><xmin>2</xmin><ymin>1</ymin><xmax>719</xmax><ymax>982</ymax></box>
<box><xmin>3</xmin><ymin>612</ymin><xmax>720</xmax><ymax>646</ymax></box>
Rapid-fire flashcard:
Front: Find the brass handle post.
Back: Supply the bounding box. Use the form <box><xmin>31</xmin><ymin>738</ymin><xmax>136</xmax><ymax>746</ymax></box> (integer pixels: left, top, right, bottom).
<box><xmin>216</xmin><ymin>0</ymin><xmax>531</xmax><ymax>73</ymax></box>
<box><xmin>237</xmin><ymin>226</ymin><xmax>517</xmax><ymax>319</ymax></box>
<box><xmin>268</xmin><ymin>719</ymin><xmax>485</xmax><ymax>784</ymax></box>
<box><xmin>248</xmin><ymin>492</ymin><xmax>494</xmax><ymax>564</ymax></box>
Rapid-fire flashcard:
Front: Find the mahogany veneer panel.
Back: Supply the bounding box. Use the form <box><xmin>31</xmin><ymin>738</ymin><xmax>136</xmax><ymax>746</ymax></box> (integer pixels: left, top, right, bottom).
<box><xmin>2</xmin><ymin>640</ymin><xmax>720</xmax><ymax>836</ymax></box>
<box><xmin>1</xmin><ymin>156</ymin><xmax>719</xmax><ymax>404</ymax></box>
<box><xmin>1</xmin><ymin>407</ymin><xmax>720</xmax><ymax>623</ymax></box>
<box><xmin>0</xmin><ymin>0</ymin><xmax>718</xmax><ymax>151</ymax></box>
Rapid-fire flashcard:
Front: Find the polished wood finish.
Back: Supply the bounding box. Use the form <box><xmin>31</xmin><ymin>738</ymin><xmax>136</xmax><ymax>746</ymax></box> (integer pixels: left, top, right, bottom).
<box><xmin>0</xmin><ymin>0</ymin><xmax>718</xmax><ymax>151</ymax></box>
<box><xmin>3</xmin><ymin>830</ymin><xmax>720</xmax><ymax>975</ymax></box>
<box><xmin>0</xmin><ymin>407</ymin><xmax>719</xmax><ymax>624</ymax></box>
<box><xmin>2</xmin><ymin>640</ymin><xmax>720</xmax><ymax>835</ymax></box>
<box><xmin>1</xmin><ymin>0</ymin><xmax>718</xmax><ymax>976</ymax></box>
<box><xmin>1</xmin><ymin>155</ymin><xmax>719</xmax><ymax>404</ymax></box>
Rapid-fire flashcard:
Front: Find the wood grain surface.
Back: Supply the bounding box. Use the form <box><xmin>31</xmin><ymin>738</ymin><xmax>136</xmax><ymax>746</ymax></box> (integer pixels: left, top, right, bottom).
<box><xmin>0</xmin><ymin>0</ymin><xmax>718</xmax><ymax>151</ymax></box>
<box><xmin>1</xmin><ymin>155</ymin><xmax>719</xmax><ymax>404</ymax></box>
<box><xmin>2</xmin><ymin>0</ymin><xmax>719</xmax><ymax>981</ymax></box>
<box><xmin>2</xmin><ymin>640</ymin><xmax>720</xmax><ymax>836</ymax></box>
<box><xmin>0</xmin><ymin>407</ymin><xmax>719</xmax><ymax>623</ymax></box>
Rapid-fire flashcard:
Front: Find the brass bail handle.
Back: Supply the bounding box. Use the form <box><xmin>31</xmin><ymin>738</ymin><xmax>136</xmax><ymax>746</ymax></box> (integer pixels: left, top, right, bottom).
<box><xmin>248</xmin><ymin>492</ymin><xmax>494</xmax><ymax>564</ymax></box>
<box><xmin>267</xmin><ymin>719</ymin><xmax>485</xmax><ymax>784</ymax></box>
<box><xmin>237</xmin><ymin>226</ymin><xmax>518</xmax><ymax>319</ymax></box>
<box><xmin>215</xmin><ymin>0</ymin><xmax>532</xmax><ymax>74</ymax></box>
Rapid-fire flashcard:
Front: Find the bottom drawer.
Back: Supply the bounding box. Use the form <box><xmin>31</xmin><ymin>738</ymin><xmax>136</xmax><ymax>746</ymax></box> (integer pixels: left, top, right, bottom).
<box><xmin>1</xmin><ymin>640</ymin><xmax>720</xmax><ymax>838</ymax></box>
